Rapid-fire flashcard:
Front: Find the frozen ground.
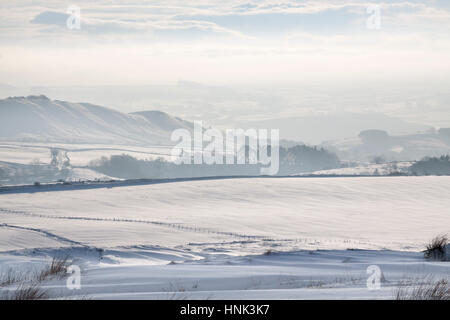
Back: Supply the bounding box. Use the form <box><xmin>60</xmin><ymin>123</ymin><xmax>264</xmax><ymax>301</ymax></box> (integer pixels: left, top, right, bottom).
<box><xmin>0</xmin><ymin>176</ymin><xmax>449</xmax><ymax>299</ymax></box>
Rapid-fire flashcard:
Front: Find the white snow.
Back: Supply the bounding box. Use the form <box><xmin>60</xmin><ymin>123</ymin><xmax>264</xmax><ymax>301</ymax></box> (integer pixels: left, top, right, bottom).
<box><xmin>306</xmin><ymin>162</ymin><xmax>412</xmax><ymax>176</ymax></box>
<box><xmin>0</xmin><ymin>141</ymin><xmax>178</xmax><ymax>185</ymax></box>
<box><xmin>0</xmin><ymin>142</ymin><xmax>175</xmax><ymax>166</ymax></box>
<box><xmin>1</xmin><ymin>176</ymin><xmax>449</xmax><ymax>251</ymax></box>
<box><xmin>0</xmin><ymin>176</ymin><xmax>449</xmax><ymax>299</ymax></box>
<box><xmin>1</xmin><ymin>246</ymin><xmax>448</xmax><ymax>300</ymax></box>
<box><xmin>0</xmin><ymin>96</ymin><xmax>192</xmax><ymax>145</ymax></box>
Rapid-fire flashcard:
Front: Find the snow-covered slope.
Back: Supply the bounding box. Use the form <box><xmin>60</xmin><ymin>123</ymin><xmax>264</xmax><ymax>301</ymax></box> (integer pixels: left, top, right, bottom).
<box><xmin>0</xmin><ymin>95</ymin><xmax>192</xmax><ymax>145</ymax></box>
<box><xmin>2</xmin><ymin>246</ymin><xmax>449</xmax><ymax>300</ymax></box>
<box><xmin>0</xmin><ymin>176</ymin><xmax>449</xmax><ymax>300</ymax></box>
<box><xmin>1</xmin><ymin>176</ymin><xmax>449</xmax><ymax>252</ymax></box>
<box><xmin>131</xmin><ymin>110</ymin><xmax>193</xmax><ymax>133</ymax></box>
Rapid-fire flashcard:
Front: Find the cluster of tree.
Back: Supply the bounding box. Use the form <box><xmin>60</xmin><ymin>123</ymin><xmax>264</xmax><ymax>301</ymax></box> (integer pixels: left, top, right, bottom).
<box><xmin>89</xmin><ymin>145</ymin><xmax>340</xmax><ymax>179</ymax></box>
<box><xmin>278</xmin><ymin>145</ymin><xmax>340</xmax><ymax>175</ymax></box>
<box><xmin>50</xmin><ymin>148</ymin><xmax>71</xmax><ymax>169</ymax></box>
<box><xmin>409</xmin><ymin>155</ymin><xmax>450</xmax><ymax>176</ymax></box>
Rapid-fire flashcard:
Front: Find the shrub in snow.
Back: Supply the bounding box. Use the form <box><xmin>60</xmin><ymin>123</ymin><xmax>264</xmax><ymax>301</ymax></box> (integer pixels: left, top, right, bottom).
<box><xmin>424</xmin><ymin>235</ymin><xmax>449</xmax><ymax>261</ymax></box>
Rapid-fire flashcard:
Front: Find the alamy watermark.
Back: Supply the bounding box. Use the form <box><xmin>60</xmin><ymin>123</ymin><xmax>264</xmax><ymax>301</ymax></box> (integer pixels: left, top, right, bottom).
<box><xmin>366</xmin><ymin>265</ymin><xmax>382</xmax><ymax>290</ymax></box>
<box><xmin>66</xmin><ymin>264</ymin><xmax>81</xmax><ymax>290</ymax></box>
<box><xmin>171</xmin><ymin>121</ymin><xmax>280</xmax><ymax>175</ymax></box>
<box><xmin>366</xmin><ymin>5</ymin><xmax>381</xmax><ymax>30</ymax></box>
<box><xmin>66</xmin><ymin>5</ymin><xmax>81</xmax><ymax>30</ymax></box>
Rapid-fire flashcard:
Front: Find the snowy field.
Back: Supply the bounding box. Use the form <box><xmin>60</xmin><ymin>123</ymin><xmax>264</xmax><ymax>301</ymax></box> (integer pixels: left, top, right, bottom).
<box><xmin>0</xmin><ymin>141</ymin><xmax>178</xmax><ymax>185</ymax></box>
<box><xmin>0</xmin><ymin>142</ymin><xmax>175</xmax><ymax>166</ymax></box>
<box><xmin>0</xmin><ymin>176</ymin><xmax>449</xmax><ymax>299</ymax></box>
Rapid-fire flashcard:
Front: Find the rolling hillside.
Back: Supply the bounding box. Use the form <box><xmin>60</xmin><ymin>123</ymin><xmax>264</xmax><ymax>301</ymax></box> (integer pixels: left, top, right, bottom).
<box><xmin>0</xmin><ymin>95</ymin><xmax>193</xmax><ymax>145</ymax></box>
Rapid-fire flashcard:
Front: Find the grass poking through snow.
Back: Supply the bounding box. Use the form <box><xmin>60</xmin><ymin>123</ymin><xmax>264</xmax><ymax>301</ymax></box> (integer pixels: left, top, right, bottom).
<box><xmin>395</xmin><ymin>277</ymin><xmax>450</xmax><ymax>300</ymax></box>
<box><xmin>10</xmin><ymin>284</ymin><xmax>49</xmax><ymax>300</ymax></box>
<box><xmin>424</xmin><ymin>234</ymin><xmax>448</xmax><ymax>261</ymax></box>
<box><xmin>0</xmin><ymin>255</ymin><xmax>72</xmax><ymax>300</ymax></box>
<box><xmin>36</xmin><ymin>256</ymin><xmax>71</xmax><ymax>282</ymax></box>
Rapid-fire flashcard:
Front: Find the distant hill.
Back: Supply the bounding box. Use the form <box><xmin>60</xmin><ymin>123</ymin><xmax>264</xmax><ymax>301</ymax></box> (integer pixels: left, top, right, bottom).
<box><xmin>323</xmin><ymin>129</ymin><xmax>450</xmax><ymax>162</ymax></box>
<box><xmin>240</xmin><ymin>113</ymin><xmax>431</xmax><ymax>145</ymax></box>
<box><xmin>0</xmin><ymin>95</ymin><xmax>193</xmax><ymax>145</ymax></box>
<box><xmin>130</xmin><ymin>110</ymin><xmax>193</xmax><ymax>132</ymax></box>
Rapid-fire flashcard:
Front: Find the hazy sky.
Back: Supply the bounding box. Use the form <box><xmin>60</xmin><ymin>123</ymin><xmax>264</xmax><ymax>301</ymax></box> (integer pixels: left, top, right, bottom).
<box><xmin>0</xmin><ymin>0</ymin><xmax>449</xmax><ymax>86</ymax></box>
<box><xmin>0</xmin><ymin>0</ymin><xmax>449</xmax><ymax>136</ymax></box>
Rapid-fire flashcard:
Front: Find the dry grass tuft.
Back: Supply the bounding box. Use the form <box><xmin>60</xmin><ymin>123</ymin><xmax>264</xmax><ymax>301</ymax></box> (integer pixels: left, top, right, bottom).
<box><xmin>395</xmin><ymin>277</ymin><xmax>450</xmax><ymax>300</ymax></box>
<box><xmin>36</xmin><ymin>256</ymin><xmax>71</xmax><ymax>281</ymax></box>
<box><xmin>0</xmin><ymin>269</ymin><xmax>27</xmax><ymax>287</ymax></box>
<box><xmin>11</xmin><ymin>284</ymin><xmax>49</xmax><ymax>300</ymax></box>
<box><xmin>424</xmin><ymin>234</ymin><xmax>448</xmax><ymax>261</ymax></box>
<box><xmin>1</xmin><ymin>255</ymin><xmax>72</xmax><ymax>300</ymax></box>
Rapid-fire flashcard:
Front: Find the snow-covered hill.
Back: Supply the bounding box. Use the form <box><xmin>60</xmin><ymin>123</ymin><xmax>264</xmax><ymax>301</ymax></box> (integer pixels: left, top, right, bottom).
<box><xmin>1</xmin><ymin>176</ymin><xmax>449</xmax><ymax>252</ymax></box>
<box><xmin>0</xmin><ymin>95</ymin><xmax>193</xmax><ymax>145</ymax></box>
<box><xmin>0</xmin><ymin>176</ymin><xmax>449</xmax><ymax>299</ymax></box>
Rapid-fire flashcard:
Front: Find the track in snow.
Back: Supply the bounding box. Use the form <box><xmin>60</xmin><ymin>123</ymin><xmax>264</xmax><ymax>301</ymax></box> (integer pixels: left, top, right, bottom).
<box><xmin>0</xmin><ymin>223</ymin><xmax>85</xmax><ymax>247</ymax></box>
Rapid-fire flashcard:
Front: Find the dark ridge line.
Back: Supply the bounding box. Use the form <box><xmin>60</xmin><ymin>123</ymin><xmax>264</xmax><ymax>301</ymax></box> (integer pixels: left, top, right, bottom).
<box><xmin>0</xmin><ymin>174</ymin><xmax>410</xmax><ymax>195</ymax></box>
